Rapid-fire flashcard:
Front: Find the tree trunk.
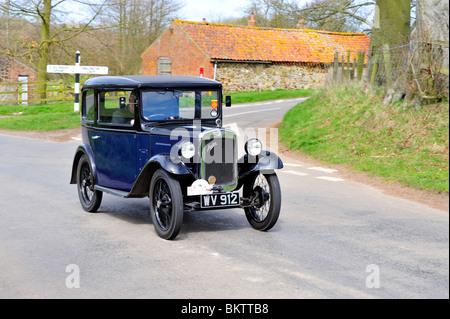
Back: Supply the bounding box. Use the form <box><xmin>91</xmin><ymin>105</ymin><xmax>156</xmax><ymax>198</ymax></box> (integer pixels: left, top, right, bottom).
<box><xmin>370</xmin><ymin>0</ymin><xmax>411</xmax><ymax>51</ymax></box>
<box><xmin>36</xmin><ymin>0</ymin><xmax>51</xmax><ymax>101</ymax></box>
<box><xmin>413</xmin><ymin>0</ymin><xmax>449</xmax><ymax>99</ymax></box>
<box><xmin>368</xmin><ymin>0</ymin><xmax>411</xmax><ymax>105</ymax></box>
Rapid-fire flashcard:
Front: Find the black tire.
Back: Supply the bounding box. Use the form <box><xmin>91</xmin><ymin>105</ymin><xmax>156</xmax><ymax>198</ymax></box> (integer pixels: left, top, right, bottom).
<box><xmin>77</xmin><ymin>154</ymin><xmax>102</xmax><ymax>212</ymax></box>
<box><xmin>149</xmin><ymin>169</ymin><xmax>184</xmax><ymax>240</ymax></box>
<box><xmin>243</xmin><ymin>172</ymin><xmax>281</xmax><ymax>231</ymax></box>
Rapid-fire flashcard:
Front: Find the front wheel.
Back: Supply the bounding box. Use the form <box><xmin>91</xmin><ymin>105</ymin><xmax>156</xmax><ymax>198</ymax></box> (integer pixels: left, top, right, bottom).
<box><xmin>149</xmin><ymin>169</ymin><xmax>184</xmax><ymax>240</ymax></box>
<box><xmin>243</xmin><ymin>173</ymin><xmax>281</xmax><ymax>231</ymax></box>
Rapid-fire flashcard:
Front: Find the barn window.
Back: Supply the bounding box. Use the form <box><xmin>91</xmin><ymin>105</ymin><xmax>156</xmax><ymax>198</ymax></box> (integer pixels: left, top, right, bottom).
<box><xmin>158</xmin><ymin>57</ymin><xmax>172</xmax><ymax>75</ymax></box>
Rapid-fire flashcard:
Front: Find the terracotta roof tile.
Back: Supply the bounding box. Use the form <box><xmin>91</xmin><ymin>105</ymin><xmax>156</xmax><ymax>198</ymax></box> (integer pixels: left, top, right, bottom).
<box><xmin>175</xmin><ymin>20</ymin><xmax>370</xmax><ymax>64</ymax></box>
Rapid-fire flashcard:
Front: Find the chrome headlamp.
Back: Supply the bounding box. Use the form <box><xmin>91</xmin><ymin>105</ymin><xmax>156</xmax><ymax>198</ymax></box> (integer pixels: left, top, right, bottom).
<box><xmin>245</xmin><ymin>138</ymin><xmax>263</xmax><ymax>156</ymax></box>
<box><xmin>180</xmin><ymin>141</ymin><xmax>195</xmax><ymax>159</ymax></box>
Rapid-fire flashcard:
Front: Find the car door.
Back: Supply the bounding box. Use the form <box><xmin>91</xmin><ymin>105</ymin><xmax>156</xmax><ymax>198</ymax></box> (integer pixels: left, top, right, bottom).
<box><xmin>91</xmin><ymin>90</ymin><xmax>137</xmax><ymax>191</ymax></box>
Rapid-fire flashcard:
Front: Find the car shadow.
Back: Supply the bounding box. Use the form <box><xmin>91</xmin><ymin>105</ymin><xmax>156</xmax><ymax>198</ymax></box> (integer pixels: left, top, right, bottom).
<box><xmin>182</xmin><ymin>209</ymin><xmax>249</xmax><ymax>234</ymax></box>
<box><xmin>96</xmin><ymin>197</ymin><xmax>249</xmax><ymax>235</ymax></box>
<box><xmin>95</xmin><ymin>198</ymin><xmax>150</xmax><ymax>225</ymax></box>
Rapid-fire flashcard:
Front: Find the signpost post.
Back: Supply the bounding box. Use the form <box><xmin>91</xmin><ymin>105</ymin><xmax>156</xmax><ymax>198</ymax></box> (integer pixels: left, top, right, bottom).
<box><xmin>47</xmin><ymin>51</ymin><xmax>108</xmax><ymax>112</ymax></box>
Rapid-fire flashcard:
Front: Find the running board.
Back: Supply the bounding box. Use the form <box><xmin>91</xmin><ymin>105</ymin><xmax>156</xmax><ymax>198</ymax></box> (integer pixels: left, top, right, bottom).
<box><xmin>94</xmin><ymin>185</ymin><xmax>130</xmax><ymax>198</ymax></box>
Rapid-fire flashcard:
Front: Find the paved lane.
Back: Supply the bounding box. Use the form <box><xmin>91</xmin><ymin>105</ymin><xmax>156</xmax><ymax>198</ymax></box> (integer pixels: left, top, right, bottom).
<box><xmin>0</xmin><ymin>98</ymin><xmax>448</xmax><ymax>299</ymax></box>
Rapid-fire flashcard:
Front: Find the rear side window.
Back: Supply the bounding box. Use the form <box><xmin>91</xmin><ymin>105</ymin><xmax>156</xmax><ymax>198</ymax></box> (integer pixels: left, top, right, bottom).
<box><xmin>82</xmin><ymin>90</ymin><xmax>95</xmax><ymax>122</ymax></box>
<box><xmin>98</xmin><ymin>90</ymin><xmax>136</xmax><ymax>126</ymax></box>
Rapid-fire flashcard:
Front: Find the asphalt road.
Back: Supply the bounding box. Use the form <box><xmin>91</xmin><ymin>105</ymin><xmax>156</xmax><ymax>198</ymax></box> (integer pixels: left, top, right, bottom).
<box><xmin>0</xmin><ymin>98</ymin><xmax>448</xmax><ymax>299</ymax></box>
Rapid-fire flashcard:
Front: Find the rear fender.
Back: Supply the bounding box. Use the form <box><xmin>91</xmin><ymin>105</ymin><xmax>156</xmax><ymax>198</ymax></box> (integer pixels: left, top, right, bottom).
<box><xmin>70</xmin><ymin>144</ymin><xmax>96</xmax><ymax>184</ymax></box>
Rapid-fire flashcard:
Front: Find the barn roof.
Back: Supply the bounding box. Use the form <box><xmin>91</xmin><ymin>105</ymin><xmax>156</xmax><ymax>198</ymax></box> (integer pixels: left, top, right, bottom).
<box><xmin>172</xmin><ymin>19</ymin><xmax>370</xmax><ymax>64</ymax></box>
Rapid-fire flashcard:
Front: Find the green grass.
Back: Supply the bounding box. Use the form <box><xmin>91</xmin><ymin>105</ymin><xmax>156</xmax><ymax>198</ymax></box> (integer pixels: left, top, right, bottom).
<box><xmin>0</xmin><ymin>102</ymin><xmax>80</xmax><ymax>131</ymax></box>
<box><xmin>226</xmin><ymin>88</ymin><xmax>315</xmax><ymax>104</ymax></box>
<box><xmin>280</xmin><ymin>83</ymin><xmax>449</xmax><ymax>193</ymax></box>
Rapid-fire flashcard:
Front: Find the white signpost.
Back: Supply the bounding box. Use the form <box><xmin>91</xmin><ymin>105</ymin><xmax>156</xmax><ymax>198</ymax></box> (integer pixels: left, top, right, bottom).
<box><xmin>47</xmin><ymin>65</ymin><xmax>109</xmax><ymax>75</ymax></box>
<box><xmin>47</xmin><ymin>51</ymin><xmax>108</xmax><ymax>112</ymax></box>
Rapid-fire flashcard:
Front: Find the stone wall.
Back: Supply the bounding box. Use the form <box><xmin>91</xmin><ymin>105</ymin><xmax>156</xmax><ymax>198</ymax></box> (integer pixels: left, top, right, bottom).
<box><xmin>215</xmin><ymin>62</ymin><xmax>329</xmax><ymax>92</ymax></box>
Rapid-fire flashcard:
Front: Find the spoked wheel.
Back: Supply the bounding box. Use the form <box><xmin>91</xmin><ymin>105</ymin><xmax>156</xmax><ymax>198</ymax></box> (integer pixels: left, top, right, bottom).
<box><xmin>243</xmin><ymin>172</ymin><xmax>281</xmax><ymax>231</ymax></box>
<box><xmin>149</xmin><ymin>169</ymin><xmax>183</xmax><ymax>240</ymax></box>
<box><xmin>77</xmin><ymin>155</ymin><xmax>102</xmax><ymax>212</ymax></box>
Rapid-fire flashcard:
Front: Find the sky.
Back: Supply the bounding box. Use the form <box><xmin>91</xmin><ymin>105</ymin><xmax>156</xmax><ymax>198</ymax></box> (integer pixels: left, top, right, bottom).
<box><xmin>178</xmin><ymin>0</ymin><xmax>251</xmax><ymax>22</ymax></box>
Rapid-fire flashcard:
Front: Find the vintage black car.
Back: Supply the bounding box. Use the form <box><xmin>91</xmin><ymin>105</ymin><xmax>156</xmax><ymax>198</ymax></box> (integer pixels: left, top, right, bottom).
<box><xmin>70</xmin><ymin>75</ymin><xmax>283</xmax><ymax>239</ymax></box>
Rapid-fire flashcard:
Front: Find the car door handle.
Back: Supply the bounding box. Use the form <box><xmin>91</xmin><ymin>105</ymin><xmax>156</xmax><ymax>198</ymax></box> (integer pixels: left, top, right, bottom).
<box><xmin>92</xmin><ymin>135</ymin><xmax>102</xmax><ymax>140</ymax></box>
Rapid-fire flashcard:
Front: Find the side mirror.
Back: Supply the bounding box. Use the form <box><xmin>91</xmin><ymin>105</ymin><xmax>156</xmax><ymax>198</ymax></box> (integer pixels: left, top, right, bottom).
<box><xmin>225</xmin><ymin>95</ymin><xmax>232</xmax><ymax>107</ymax></box>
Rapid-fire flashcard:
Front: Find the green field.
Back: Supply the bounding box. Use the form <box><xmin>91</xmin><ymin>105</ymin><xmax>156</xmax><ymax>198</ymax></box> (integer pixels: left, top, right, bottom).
<box><xmin>280</xmin><ymin>84</ymin><xmax>449</xmax><ymax>193</ymax></box>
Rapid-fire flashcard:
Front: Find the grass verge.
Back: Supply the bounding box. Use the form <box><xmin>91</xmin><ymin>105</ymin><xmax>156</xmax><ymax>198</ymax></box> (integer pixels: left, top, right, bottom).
<box><xmin>280</xmin><ymin>83</ymin><xmax>449</xmax><ymax>193</ymax></box>
<box><xmin>0</xmin><ymin>103</ymin><xmax>80</xmax><ymax>131</ymax></box>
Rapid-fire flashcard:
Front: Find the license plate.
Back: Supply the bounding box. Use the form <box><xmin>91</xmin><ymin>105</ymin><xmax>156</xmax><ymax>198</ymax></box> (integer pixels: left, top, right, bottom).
<box><xmin>200</xmin><ymin>192</ymin><xmax>240</xmax><ymax>208</ymax></box>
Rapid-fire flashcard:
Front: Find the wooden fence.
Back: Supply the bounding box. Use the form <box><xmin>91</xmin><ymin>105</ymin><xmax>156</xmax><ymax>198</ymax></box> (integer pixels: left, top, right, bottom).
<box><xmin>333</xmin><ymin>50</ymin><xmax>367</xmax><ymax>82</ymax></box>
<box><xmin>0</xmin><ymin>80</ymin><xmax>82</xmax><ymax>105</ymax></box>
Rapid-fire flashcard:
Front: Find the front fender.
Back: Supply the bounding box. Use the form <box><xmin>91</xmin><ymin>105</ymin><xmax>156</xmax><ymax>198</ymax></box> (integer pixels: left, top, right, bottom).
<box><xmin>148</xmin><ymin>154</ymin><xmax>193</xmax><ymax>176</ymax></box>
<box><xmin>238</xmin><ymin>150</ymin><xmax>283</xmax><ymax>180</ymax></box>
<box><xmin>127</xmin><ymin>154</ymin><xmax>194</xmax><ymax>198</ymax></box>
<box><xmin>70</xmin><ymin>144</ymin><xmax>96</xmax><ymax>184</ymax></box>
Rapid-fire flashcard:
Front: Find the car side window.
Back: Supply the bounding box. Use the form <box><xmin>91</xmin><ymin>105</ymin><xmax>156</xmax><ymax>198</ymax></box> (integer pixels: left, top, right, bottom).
<box><xmin>82</xmin><ymin>90</ymin><xmax>95</xmax><ymax>122</ymax></box>
<box><xmin>98</xmin><ymin>90</ymin><xmax>136</xmax><ymax>126</ymax></box>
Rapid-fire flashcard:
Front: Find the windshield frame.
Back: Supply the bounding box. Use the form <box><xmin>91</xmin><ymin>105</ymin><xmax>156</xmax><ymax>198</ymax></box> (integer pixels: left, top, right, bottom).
<box><xmin>139</xmin><ymin>88</ymin><xmax>222</xmax><ymax>123</ymax></box>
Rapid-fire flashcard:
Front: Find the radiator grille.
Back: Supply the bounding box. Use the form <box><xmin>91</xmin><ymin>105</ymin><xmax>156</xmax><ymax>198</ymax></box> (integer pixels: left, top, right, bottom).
<box><xmin>201</xmin><ymin>131</ymin><xmax>237</xmax><ymax>190</ymax></box>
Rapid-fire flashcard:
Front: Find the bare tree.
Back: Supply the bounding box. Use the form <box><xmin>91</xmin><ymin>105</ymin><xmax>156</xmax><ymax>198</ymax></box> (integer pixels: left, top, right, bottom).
<box><xmin>243</xmin><ymin>0</ymin><xmax>297</xmax><ymax>28</ymax></box>
<box><xmin>103</xmin><ymin>0</ymin><xmax>183</xmax><ymax>75</ymax></box>
<box><xmin>291</xmin><ymin>0</ymin><xmax>375</xmax><ymax>32</ymax></box>
<box><xmin>240</xmin><ymin>0</ymin><xmax>379</xmax><ymax>32</ymax></box>
<box><xmin>0</xmin><ymin>0</ymin><xmax>106</xmax><ymax>99</ymax></box>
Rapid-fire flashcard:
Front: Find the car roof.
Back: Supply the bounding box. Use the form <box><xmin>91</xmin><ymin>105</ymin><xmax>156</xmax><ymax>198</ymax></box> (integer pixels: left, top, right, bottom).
<box><xmin>82</xmin><ymin>75</ymin><xmax>222</xmax><ymax>90</ymax></box>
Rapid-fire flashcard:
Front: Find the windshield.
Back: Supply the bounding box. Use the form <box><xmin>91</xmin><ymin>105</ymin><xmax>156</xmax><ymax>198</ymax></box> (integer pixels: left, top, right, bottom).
<box><xmin>141</xmin><ymin>90</ymin><xmax>220</xmax><ymax>121</ymax></box>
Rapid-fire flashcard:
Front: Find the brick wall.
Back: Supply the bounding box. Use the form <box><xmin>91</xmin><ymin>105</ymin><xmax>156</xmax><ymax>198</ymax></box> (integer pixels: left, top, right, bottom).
<box><xmin>1</xmin><ymin>55</ymin><xmax>38</xmax><ymax>104</ymax></box>
<box><xmin>0</xmin><ymin>55</ymin><xmax>37</xmax><ymax>83</ymax></box>
<box><xmin>141</xmin><ymin>24</ymin><xmax>213</xmax><ymax>78</ymax></box>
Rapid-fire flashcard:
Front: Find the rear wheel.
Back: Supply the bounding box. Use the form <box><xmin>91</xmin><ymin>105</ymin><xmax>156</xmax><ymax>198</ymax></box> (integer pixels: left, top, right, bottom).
<box><xmin>149</xmin><ymin>169</ymin><xmax>183</xmax><ymax>240</ymax></box>
<box><xmin>243</xmin><ymin>172</ymin><xmax>281</xmax><ymax>231</ymax></box>
<box><xmin>77</xmin><ymin>155</ymin><xmax>102</xmax><ymax>212</ymax></box>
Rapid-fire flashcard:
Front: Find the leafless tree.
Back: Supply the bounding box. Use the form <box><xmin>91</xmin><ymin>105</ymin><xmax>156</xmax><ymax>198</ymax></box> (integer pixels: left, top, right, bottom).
<box><xmin>0</xmin><ymin>0</ymin><xmax>107</xmax><ymax>98</ymax></box>
<box><xmin>241</xmin><ymin>0</ymin><xmax>375</xmax><ymax>31</ymax></box>
<box><xmin>102</xmin><ymin>0</ymin><xmax>183</xmax><ymax>75</ymax></box>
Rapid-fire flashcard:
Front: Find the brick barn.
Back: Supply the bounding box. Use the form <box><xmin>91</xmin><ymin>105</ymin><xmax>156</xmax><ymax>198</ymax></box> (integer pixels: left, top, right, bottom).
<box><xmin>141</xmin><ymin>18</ymin><xmax>370</xmax><ymax>92</ymax></box>
<box><xmin>0</xmin><ymin>54</ymin><xmax>38</xmax><ymax>104</ymax></box>
<box><xmin>0</xmin><ymin>54</ymin><xmax>37</xmax><ymax>83</ymax></box>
